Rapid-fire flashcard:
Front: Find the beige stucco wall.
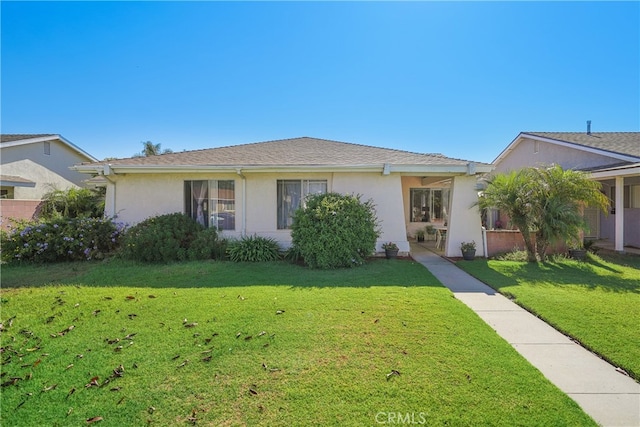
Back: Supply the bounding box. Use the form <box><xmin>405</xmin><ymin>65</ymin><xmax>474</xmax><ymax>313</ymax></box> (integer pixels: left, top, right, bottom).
<box><xmin>0</xmin><ymin>140</ymin><xmax>92</xmax><ymax>190</ymax></box>
<box><xmin>495</xmin><ymin>137</ymin><xmax>623</xmax><ymax>174</ymax></box>
<box><xmin>332</xmin><ymin>172</ymin><xmax>408</xmax><ymax>253</ymax></box>
<box><xmin>1</xmin><ymin>159</ymin><xmax>78</xmax><ymax>199</ymax></box>
<box><xmin>105</xmin><ymin>171</ymin><xmax>411</xmax><ymax>253</ymax></box>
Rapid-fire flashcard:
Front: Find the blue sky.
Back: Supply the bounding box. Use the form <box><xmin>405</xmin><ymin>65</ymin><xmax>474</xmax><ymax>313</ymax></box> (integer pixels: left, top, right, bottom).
<box><xmin>2</xmin><ymin>1</ymin><xmax>638</xmax><ymax>163</ymax></box>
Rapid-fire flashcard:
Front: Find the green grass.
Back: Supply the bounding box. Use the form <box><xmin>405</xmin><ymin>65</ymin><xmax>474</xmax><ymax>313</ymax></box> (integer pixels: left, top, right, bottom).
<box><xmin>457</xmin><ymin>253</ymin><xmax>640</xmax><ymax>381</ymax></box>
<box><xmin>1</xmin><ymin>259</ymin><xmax>595</xmax><ymax>426</ymax></box>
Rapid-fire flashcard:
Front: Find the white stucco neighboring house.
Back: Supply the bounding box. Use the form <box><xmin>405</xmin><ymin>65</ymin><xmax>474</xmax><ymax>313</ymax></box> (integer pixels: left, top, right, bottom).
<box><xmin>73</xmin><ymin>137</ymin><xmax>493</xmax><ymax>257</ymax></box>
<box><xmin>0</xmin><ymin>134</ymin><xmax>97</xmax><ymax>227</ymax></box>
<box><xmin>492</xmin><ymin>129</ymin><xmax>640</xmax><ymax>252</ymax></box>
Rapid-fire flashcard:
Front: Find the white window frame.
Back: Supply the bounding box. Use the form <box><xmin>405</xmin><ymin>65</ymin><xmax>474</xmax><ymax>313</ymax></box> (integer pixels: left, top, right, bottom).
<box><xmin>277</xmin><ymin>179</ymin><xmax>327</xmax><ymax>229</ymax></box>
<box><xmin>184</xmin><ymin>180</ymin><xmax>236</xmax><ymax>230</ymax></box>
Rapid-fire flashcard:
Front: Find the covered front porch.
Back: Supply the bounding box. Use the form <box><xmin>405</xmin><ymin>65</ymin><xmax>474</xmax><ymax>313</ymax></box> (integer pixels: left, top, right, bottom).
<box><xmin>400</xmin><ymin>173</ymin><xmax>486</xmax><ymax>258</ymax></box>
<box><xmin>591</xmin><ymin>163</ymin><xmax>640</xmax><ymax>252</ymax></box>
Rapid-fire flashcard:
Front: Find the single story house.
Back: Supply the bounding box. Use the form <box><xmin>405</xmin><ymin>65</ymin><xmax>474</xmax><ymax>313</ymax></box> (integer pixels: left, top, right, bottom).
<box><xmin>73</xmin><ymin>137</ymin><xmax>493</xmax><ymax>257</ymax></box>
<box><xmin>0</xmin><ymin>134</ymin><xmax>97</xmax><ymax>228</ymax></box>
<box><xmin>492</xmin><ymin>129</ymin><xmax>640</xmax><ymax>252</ymax></box>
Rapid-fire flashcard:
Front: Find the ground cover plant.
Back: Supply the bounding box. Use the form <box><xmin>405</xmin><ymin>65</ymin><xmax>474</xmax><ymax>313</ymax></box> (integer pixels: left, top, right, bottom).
<box><xmin>1</xmin><ymin>260</ymin><xmax>595</xmax><ymax>426</ymax></box>
<box><xmin>457</xmin><ymin>253</ymin><xmax>640</xmax><ymax>381</ymax></box>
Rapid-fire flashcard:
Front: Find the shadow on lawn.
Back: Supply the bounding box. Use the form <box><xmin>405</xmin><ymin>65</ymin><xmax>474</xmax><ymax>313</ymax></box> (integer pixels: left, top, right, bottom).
<box><xmin>0</xmin><ymin>258</ymin><xmax>446</xmax><ymax>290</ymax></box>
<box><xmin>469</xmin><ymin>257</ymin><xmax>640</xmax><ymax>294</ymax></box>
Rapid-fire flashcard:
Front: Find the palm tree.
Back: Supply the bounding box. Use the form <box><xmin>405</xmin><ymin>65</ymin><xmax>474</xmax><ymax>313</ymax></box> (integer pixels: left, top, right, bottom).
<box><xmin>134</xmin><ymin>141</ymin><xmax>173</xmax><ymax>157</ymax></box>
<box><xmin>530</xmin><ymin>165</ymin><xmax>609</xmax><ymax>259</ymax></box>
<box><xmin>478</xmin><ymin>165</ymin><xmax>609</xmax><ymax>262</ymax></box>
<box><xmin>478</xmin><ymin>169</ymin><xmax>539</xmax><ymax>262</ymax></box>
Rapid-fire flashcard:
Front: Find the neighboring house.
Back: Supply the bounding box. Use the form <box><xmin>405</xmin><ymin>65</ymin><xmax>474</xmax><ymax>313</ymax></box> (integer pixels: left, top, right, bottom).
<box><xmin>492</xmin><ymin>129</ymin><xmax>640</xmax><ymax>252</ymax></box>
<box><xmin>73</xmin><ymin>137</ymin><xmax>493</xmax><ymax>257</ymax></box>
<box><xmin>0</xmin><ymin>134</ymin><xmax>97</xmax><ymax>228</ymax></box>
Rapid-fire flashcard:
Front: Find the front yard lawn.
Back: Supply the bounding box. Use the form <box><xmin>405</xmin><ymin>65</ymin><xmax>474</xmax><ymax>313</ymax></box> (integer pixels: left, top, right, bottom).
<box><xmin>1</xmin><ymin>259</ymin><xmax>595</xmax><ymax>426</ymax></box>
<box><xmin>457</xmin><ymin>253</ymin><xmax>640</xmax><ymax>381</ymax></box>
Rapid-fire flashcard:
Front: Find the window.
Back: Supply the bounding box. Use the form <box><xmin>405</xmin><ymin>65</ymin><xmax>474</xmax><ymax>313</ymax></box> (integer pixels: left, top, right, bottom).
<box><xmin>44</xmin><ymin>141</ymin><xmax>51</xmax><ymax>155</ymax></box>
<box><xmin>611</xmin><ymin>186</ymin><xmax>631</xmax><ymax>210</ymax></box>
<box><xmin>631</xmin><ymin>185</ymin><xmax>640</xmax><ymax>209</ymax></box>
<box><xmin>277</xmin><ymin>179</ymin><xmax>327</xmax><ymax>229</ymax></box>
<box><xmin>410</xmin><ymin>188</ymin><xmax>450</xmax><ymax>223</ymax></box>
<box><xmin>184</xmin><ymin>180</ymin><xmax>235</xmax><ymax>230</ymax></box>
<box><xmin>0</xmin><ymin>187</ymin><xmax>14</xmax><ymax>199</ymax></box>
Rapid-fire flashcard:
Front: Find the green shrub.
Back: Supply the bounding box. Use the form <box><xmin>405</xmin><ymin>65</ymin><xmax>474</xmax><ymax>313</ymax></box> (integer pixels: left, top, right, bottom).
<box><xmin>36</xmin><ymin>187</ymin><xmax>105</xmax><ymax>219</ymax></box>
<box><xmin>120</xmin><ymin>213</ymin><xmax>204</xmax><ymax>263</ymax></box>
<box><xmin>0</xmin><ymin>217</ymin><xmax>124</xmax><ymax>263</ymax></box>
<box><xmin>494</xmin><ymin>250</ymin><xmax>531</xmax><ymax>262</ymax></box>
<box><xmin>291</xmin><ymin>193</ymin><xmax>380</xmax><ymax>269</ymax></box>
<box><xmin>226</xmin><ymin>235</ymin><xmax>281</xmax><ymax>262</ymax></box>
<box><xmin>187</xmin><ymin>227</ymin><xmax>226</xmax><ymax>260</ymax></box>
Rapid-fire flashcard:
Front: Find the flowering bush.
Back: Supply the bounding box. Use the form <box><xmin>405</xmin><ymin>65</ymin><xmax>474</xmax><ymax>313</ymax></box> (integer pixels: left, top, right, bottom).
<box><xmin>0</xmin><ymin>217</ymin><xmax>125</xmax><ymax>263</ymax></box>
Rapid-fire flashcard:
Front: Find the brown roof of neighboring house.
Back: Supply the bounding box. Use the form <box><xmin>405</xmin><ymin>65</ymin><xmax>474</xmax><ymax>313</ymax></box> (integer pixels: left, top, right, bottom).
<box><xmin>522</xmin><ymin>132</ymin><xmax>640</xmax><ymax>158</ymax></box>
<box><xmin>80</xmin><ymin>136</ymin><xmax>486</xmax><ymax>168</ymax></box>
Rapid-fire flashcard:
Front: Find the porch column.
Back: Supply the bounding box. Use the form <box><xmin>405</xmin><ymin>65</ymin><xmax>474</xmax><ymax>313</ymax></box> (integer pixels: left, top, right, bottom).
<box><xmin>104</xmin><ymin>181</ymin><xmax>116</xmax><ymax>219</ymax></box>
<box><xmin>615</xmin><ymin>176</ymin><xmax>624</xmax><ymax>252</ymax></box>
<box><xmin>446</xmin><ymin>175</ymin><xmax>484</xmax><ymax>257</ymax></box>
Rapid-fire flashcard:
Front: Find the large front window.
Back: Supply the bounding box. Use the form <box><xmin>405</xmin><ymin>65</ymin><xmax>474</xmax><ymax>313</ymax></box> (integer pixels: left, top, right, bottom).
<box><xmin>277</xmin><ymin>179</ymin><xmax>327</xmax><ymax>229</ymax></box>
<box><xmin>184</xmin><ymin>180</ymin><xmax>235</xmax><ymax>230</ymax></box>
<box><xmin>410</xmin><ymin>188</ymin><xmax>449</xmax><ymax>223</ymax></box>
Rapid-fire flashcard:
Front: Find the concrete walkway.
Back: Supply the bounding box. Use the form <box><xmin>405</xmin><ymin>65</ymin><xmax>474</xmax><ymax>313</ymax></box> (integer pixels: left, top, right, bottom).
<box><xmin>410</xmin><ymin>244</ymin><xmax>640</xmax><ymax>427</ymax></box>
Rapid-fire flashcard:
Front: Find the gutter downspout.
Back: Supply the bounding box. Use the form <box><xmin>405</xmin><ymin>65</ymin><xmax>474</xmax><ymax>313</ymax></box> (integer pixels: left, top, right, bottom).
<box><xmin>236</xmin><ymin>168</ymin><xmax>247</xmax><ymax>236</ymax></box>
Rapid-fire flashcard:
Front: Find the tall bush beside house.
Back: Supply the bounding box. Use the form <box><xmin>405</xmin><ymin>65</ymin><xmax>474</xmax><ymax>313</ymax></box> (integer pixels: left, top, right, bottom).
<box><xmin>291</xmin><ymin>193</ymin><xmax>380</xmax><ymax>269</ymax></box>
<box><xmin>187</xmin><ymin>227</ymin><xmax>226</xmax><ymax>261</ymax></box>
<box><xmin>120</xmin><ymin>213</ymin><xmax>204</xmax><ymax>263</ymax></box>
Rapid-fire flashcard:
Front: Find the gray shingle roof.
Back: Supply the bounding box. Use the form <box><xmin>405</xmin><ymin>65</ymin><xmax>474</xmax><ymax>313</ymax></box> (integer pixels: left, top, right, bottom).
<box><xmin>82</xmin><ymin>137</ymin><xmax>485</xmax><ymax>167</ymax></box>
<box><xmin>1</xmin><ymin>134</ymin><xmax>57</xmax><ymax>143</ymax></box>
<box><xmin>523</xmin><ymin>132</ymin><xmax>640</xmax><ymax>159</ymax></box>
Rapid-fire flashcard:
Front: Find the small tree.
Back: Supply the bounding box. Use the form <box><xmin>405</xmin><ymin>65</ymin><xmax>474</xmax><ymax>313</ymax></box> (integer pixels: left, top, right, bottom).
<box><xmin>530</xmin><ymin>165</ymin><xmax>609</xmax><ymax>259</ymax></box>
<box><xmin>478</xmin><ymin>169</ymin><xmax>539</xmax><ymax>262</ymax></box>
<box><xmin>478</xmin><ymin>165</ymin><xmax>609</xmax><ymax>262</ymax></box>
<box><xmin>290</xmin><ymin>193</ymin><xmax>380</xmax><ymax>269</ymax></box>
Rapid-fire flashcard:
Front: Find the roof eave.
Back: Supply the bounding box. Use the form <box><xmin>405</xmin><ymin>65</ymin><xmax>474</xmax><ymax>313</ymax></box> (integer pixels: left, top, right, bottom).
<box><xmin>494</xmin><ymin>133</ymin><xmax>640</xmax><ymax>165</ymax></box>
<box><xmin>73</xmin><ymin>163</ymin><xmax>493</xmax><ymax>175</ymax></box>
<box><xmin>589</xmin><ymin>163</ymin><xmax>640</xmax><ymax>179</ymax></box>
<box><xmin>2</xmin><ymin>134</ymin><xmax>98</xmax><ymax>162</ymax></box>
